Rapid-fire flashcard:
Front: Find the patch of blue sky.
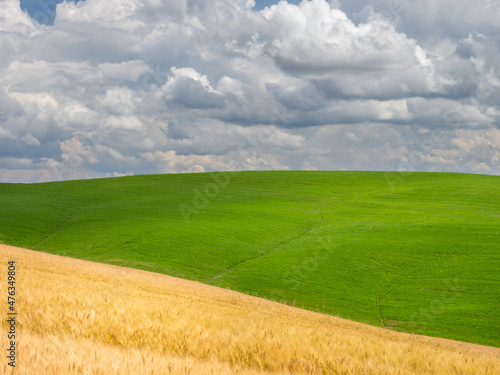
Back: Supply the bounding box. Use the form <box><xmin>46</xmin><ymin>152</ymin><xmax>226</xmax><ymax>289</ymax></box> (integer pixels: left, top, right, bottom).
<box><xmin>19</xmin><ymin>0</ymin><xmax>303</xmax><ymax>25</ymax></box>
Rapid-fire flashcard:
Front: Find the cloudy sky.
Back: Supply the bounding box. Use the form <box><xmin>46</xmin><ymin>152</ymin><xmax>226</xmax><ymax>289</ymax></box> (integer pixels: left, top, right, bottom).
<box><xmin>1</xmin><ymin>0</ymin><xmax>499</xmax><ymax>182</ymax></box>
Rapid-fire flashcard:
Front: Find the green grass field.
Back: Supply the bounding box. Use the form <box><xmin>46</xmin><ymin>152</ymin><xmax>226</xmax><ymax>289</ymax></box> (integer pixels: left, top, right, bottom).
<box><xmin>1</xmin><ymin>171</ymin><xmax>498</xmax><ymax>346</ymax></box>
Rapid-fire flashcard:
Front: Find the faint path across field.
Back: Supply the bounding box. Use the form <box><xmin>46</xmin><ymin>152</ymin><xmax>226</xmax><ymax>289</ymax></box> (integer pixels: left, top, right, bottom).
<box><xmin>208</xmin><ymin>220</ymin><xmax>322</xmax><ymax>285</ymax></box>
<box><xmin>31</xmin><ymin>211</ymin><xmax>76</xmax><ymax>249</ymax></box>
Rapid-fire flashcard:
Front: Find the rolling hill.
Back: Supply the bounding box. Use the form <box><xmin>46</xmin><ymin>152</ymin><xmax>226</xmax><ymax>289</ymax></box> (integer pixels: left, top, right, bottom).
<box><xmin>0</xmin><ymin>171</ymin><xmax>498</xmax><ymax>347</ymax></box>
<box><xmin>1</xmin><ymin>244</ymin><xmax>499</xmax><ymax>374</ymax></box>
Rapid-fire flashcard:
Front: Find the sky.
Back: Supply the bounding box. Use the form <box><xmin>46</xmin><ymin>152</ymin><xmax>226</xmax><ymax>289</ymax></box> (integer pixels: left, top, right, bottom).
<box><xmin>0</xmin><ymin>0</ymin><xmax>499</xmax><ymax>183</ymax></box>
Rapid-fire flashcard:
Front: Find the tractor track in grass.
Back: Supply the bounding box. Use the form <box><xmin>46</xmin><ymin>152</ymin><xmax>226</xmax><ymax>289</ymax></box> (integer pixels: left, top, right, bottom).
<box><xmin>377</xmin><ymin>295</ymin><xmax>386</xmax><ymax>328</ymax></box>
<box><xmin>208</xmin><ymin>220</ymin><xmax>322</xmax><ymax>285</ymax></box>
<box><xmin>32</xmin><ymin>211</ymin><xmax>76</xmax><ymax>249</ymax></box>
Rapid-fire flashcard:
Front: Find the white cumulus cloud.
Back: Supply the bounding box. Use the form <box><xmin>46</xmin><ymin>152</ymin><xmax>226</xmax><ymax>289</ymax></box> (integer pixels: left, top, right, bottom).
<box><xmin>0</xmin><ymin>0</ymin><xmax>498</xmax><ymax>182</ymax></box>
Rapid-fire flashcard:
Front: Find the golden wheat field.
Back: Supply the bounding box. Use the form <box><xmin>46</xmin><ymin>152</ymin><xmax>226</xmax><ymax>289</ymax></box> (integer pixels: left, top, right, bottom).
<box><xmin>0</xmin><ymin>244</ymin><xmax>499</xmax><ymax>374</ymax></box>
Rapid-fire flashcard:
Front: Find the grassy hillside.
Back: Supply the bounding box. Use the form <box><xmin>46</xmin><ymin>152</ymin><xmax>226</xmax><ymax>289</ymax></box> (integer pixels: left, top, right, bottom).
<box><xmin>2</xmin><ymin>244</ymin><xmax>499</xmax><ymax>374</ymax></box>
<box><xmin>0</xmin><ymin>171</ymin><xmax>498</xmax><ymax>346</ymax></box>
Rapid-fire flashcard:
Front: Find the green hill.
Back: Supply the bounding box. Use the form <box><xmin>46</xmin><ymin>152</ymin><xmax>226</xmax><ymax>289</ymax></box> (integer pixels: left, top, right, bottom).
<box><xmin>0</xmin><ymin>171</ymin><xmax>498</xmax><ymax>346</ymax></box>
